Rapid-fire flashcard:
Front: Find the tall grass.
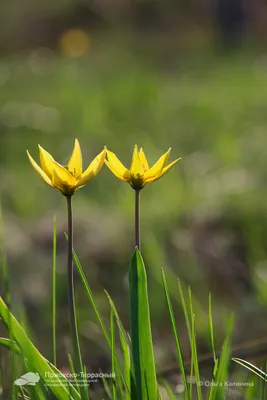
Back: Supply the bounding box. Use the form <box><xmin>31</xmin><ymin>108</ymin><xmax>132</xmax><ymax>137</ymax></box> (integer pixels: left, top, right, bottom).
<box><xmin>0</xmin><ymin>222</ymin><xmax>261</xmax><ymax>399</ymax></box>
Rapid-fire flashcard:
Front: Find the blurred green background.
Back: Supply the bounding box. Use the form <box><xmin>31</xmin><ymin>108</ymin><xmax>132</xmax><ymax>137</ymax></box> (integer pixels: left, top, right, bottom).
<box><xmin>2</xmin><ymin>0</ymin><xmax>267</xmax><ymax>397</ymax></box>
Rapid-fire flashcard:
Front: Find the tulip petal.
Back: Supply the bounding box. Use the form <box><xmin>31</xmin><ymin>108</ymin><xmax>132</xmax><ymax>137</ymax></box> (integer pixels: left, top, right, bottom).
<box><xmin>139</xmin><ymin>148</ymin><xmax>149</xmax><ymax>171</ymax></box>
<box><xmin>130</xmin><ymin>145</ymin><xmax>144</xmax><ymax>178</ymax></box>
<box><xmin>104</xmin><ymin>150</ymin><xmax>130</xmax><ymax>181</ymax></box>
<box><xmin>75</xmin><ymin>170</ymin><xmax>94</xmax><ymax>189</ymax></box>
<box><xmin>145</xmin><ymin>158</ymin><xmax>181</xmax><ymax>183</ymax></box>
<box><xmin>51</xmin><ymin>161</ymin><xmax>76</xmax><ymax>195</ymax></box>
<box><xmin>82</xmin><ymin>147</ymin><xmax>107</xmax><ymax>179</ymax></box>
<box><xmin>143</xmin><ymin>148</ymin><xmax>171</xmax><ymax>181</ymax></box>
<box><xmin>68</xmin><ymin>139</ymin><xmax>82</xmax><ymax>178</ymax></box>
<box><xmin>38</xmin><ymin>145</ymin><xmax>56</xmax><ymax>180</ymax></box>
<box><xmin>92</xmin><ymin>147</ymin><xmax>107</xmax><ymax>175</ymax></box>
<box><xmin>51</xmin><ymin>170</ymin><xmax>70</xmax><ymax>195</ymax></box>
<box><xmin>27</xmin><ymin>150</ymin><xmax>53</xmax><ymax>187</ymax></box>
<box><xmin>105</xmin><ymin>161</ymin><xmax>129</xmax><ymax>181</ymax></box>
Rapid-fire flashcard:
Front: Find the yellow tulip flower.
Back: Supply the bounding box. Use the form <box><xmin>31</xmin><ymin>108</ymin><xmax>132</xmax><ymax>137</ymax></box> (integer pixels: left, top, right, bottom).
<box><xmin>105</xmin><ymin>145</ymin><xmax>181</xmax><ymax>190</ymax></box>
<box><xmin>27</xmin><ymin>139</ymin><xmax>106</xmax><ymax>196</ymax></box>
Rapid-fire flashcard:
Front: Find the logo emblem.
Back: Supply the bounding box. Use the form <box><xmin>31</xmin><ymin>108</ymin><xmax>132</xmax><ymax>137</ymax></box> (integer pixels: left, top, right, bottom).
<box><xmin>14</xmin><ymin>372</ymin><xmax>40</xmax><ymax>386</ymax></box>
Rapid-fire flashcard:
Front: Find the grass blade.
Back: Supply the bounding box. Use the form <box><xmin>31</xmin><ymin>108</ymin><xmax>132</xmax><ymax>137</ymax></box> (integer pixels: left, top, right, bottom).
<box><xmin>68</xmin><ymin>353</ymin><xmax>81</xmax><ymax>396</ymax></box>
<box><xmin>72</xmin><ymin>246</ymin><xmax>130</xmax><ymax>396</ymax></box>
<box><xmin>105</xmin><ymin>291</ymin><xmax>132</xmax><ymax>400</ymax></box>
<box><xmin>129</xmin><ymin>248</ymin><xmax>158</xmax><ymax>400</ymax></box>
<box><xmin>188</xmin><ymin>287</ymin><xmax>202</xmax><ymax>400</ymax></box>
<box><xmin>0</xmin><ymin>204</ymin><xmax>18</xmax><ymax>400</ymax></box>
<box><xmin>0</xmin><ymin>296</ymin><xmax>80</xmax><ymax>400</ymax></box>
<box><xmin>211</xmin><ymin>314</ymin><xmax>234</xmax><ymax>400</ymax></box>
<box><xmin>208</xmin><ymin>293</ymin><xmax>216</xmax><ymax>364</ymax></box>
<box><xmin>177</xmin><ymin>280</ymin><xmax>194</xmax><ymax>397</ymax></box>
<box><xmin>161</xmin><ymin>268</ymin><xmax>189</xmax><ymax>400</ymax></box>
<box><xmin>102</xmin><ymin>374</ymin><xmax>112</xmax><ymax>399</ymax></box>
<box><xmin>0</xmin><ymin>338</ymin><xmax>20</xmax><ymax>354</ymax></box>
<box><xmin>233</xmin><ymin>358</ymin><xmax>267</xmax><ymax>381</ymax></box>
<box><xmin>208</xmin><ymin>358</ymin><xmax>219</xmax><ymax>400</ymax></box>
<box><xmin>52</xmin><ymin>215</ymin><xmax>57</xmax><ymax>367</ymax></box>
<box><xmin>110</xmin><ymin>309</ymin><xmax>117</xmax><ymax>400</ymax></box>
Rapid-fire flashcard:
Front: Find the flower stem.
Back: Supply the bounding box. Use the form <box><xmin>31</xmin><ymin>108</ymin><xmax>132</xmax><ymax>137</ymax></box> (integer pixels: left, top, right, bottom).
<box><xmin>66</xmin><ymin>196</ymin><xmax>85</xmax><ymax>390</ymax></box>
<box><xmin>135</xmin><ymin>190</ymin><xmax>141</xmax><ymax>250</ymax></box>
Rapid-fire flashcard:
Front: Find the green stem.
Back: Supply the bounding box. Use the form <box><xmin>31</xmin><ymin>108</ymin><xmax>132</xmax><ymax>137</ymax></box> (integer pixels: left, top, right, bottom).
<box><xmin>135</xmin><ymin>190</ymin><xmax>141</xmax><ymax>250</ymax></box>
<box><xmin>66</xmin><ymin>196</ymin><xmax>85</xmax><ymax>395</ymax></box>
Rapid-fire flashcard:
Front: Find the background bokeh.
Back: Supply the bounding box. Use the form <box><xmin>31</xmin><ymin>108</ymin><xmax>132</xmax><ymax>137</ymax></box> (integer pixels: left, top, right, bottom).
<box><xmin>2</xmin><ymin>0</ymin><xmax>267</xmax><ymax>397</ymax></box>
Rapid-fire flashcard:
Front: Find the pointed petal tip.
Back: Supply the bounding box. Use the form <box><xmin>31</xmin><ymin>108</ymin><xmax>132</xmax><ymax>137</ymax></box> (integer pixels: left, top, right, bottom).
<box><xmin>26</xmin><ymin>149</ymin><xmax>32</xmax><ymax>159</ymax></box>
<box><xmin>74</xmin><ymin>138</ymin><xmax>81</xmax><ymax>147</ymax></box>
<box><xmin>68</xmin><ymin>138</ymin><xmax>82</xmax><ymax>178</ymax></box>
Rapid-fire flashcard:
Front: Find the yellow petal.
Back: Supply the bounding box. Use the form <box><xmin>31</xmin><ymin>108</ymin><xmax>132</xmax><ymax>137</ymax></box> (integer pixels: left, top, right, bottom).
<box><xmin>145</xmin><ymin>157</ymin><xmax>181</xmax><ymax>183</ymax></box>
<box><xmin>80</xmin><ymin>147</ymin><xmax>106</xmax><ymax>178</ymax></box>
<box><xmin>139</xmin><ymin>148</ymin><xmax>149</xmax><ymax>171</ymax></box>
<box><xmin>51</xmin><ymin>169</ymin><xmax>72</xmax><ymax>196</ymax></box>
<box><xmin>105</xmin><ymin>161</ymin><xmax>129</xmax><ymax>181</ymax></box>
<box><xmin>27</xmin><ymin>150</ymin><xmax>53</xmax><ymax>187</ymax></box>
<box><xmin>75</xmin><ymin>170</ymin><xmax>94</xmax><ymax>189</ymax></box>
<box><xmin>74</xmin><ymin>147</ymin><xmax>107</xmax><ymax>189</ymax></box>
<box><xmin>68</xmin><ymin>138</ymin><xmax>82</xmax><ymax>178</ymax></box>
<box><xmin>88</xmin><ymin>147</ymin><xmax>107</xmax><ymax>176</ymax></box>
<box><xmin>51</xmin><ymin>161</ymin><xmax>76</xmax><ymax>195</ymax></box>
<box><xmin>143</xmin><ymin>148</ymin><xmax>171</xmax><ymax>181</ymax></box>
<box><xmin>130</xmin><ymin>145</ymin><xmax>144</xmax><ymax>177</ymax></box>
<box><xmin>38</xmin><ymin>145</ymin><xmax>56</xmax><ymax>180</ymax></box>
<box><xmin>104</xmin><ymin>150</ymin><xmax>130</xmax><ymax>181</ymax></box>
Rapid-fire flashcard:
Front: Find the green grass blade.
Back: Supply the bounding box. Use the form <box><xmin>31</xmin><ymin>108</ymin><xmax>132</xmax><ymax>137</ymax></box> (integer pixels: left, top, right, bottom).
<box><xmin>129</xmin><ymin>248</ymin><xmax>158</xmax><ymax>400</ymax></box>
<box><xmin>102</xmin><ymin>374</ymin><xmax>112</xmax><ymax>399</ymax></box>
<box><xmin>162</xmin><ymin>381</ymin><xmax>177</xmax><ymax>400</ymax></box>
<box><xmin>177</xmin><ymin>280</ymin><xmax>194</xmax><ymax>397</ymax></box>
<box><xmin>82</xmin><ymin>365</ymin><xmax>89</xmax><ymax>400</ymax></box>
<box><xmin>68</xmin><ymin>353</ymin><xmax>81</xmax><ymax>396</ymax></box>
<box><xmin>177</xmin><ymin>280</ymin><xmax>191</xmax><ymax>336</ymax></box>
<box><xmin>105</xmin><ymin>291</ymin><xmax>132</xmax><ymax>400</ymax></box>
<box><xmin>211</xmin><ymin>314</ymin><xmax>234</xmax><ymax>400</ymax></box>
<box><xmin>161</xmin><ymin>268</ymin><xmax>189</xmax><ymax>400</ymax></box>
<box><xmin>259</xmin><ymin>364</ymin><xmax>267</xmax><ymax>399</ymax></box>
<box><xmin>0</xmin><ymin>296</ymin><xmax>80</xmax><ymax>400</ymax></box>
<box><xmin>188</xmin><ymin>287</ymin><xmax>202</xmax><ymax>400</ymax></box>
<box><xmin>0</xmin><ymin>203</ymin><xmax>18</xmax><ymax>400</ymax></box>
<box><xmin>18</xmin><ymin>388</ymin><xmax>29</xmax><ymax>399</ymax></box>
<box><xmin>105</xmin><ymin>291</ymin><xmax>131</xmax><ymax>399</ymax></box>
<box><xmin>110</xmin><ymin>309</ymin><xmax>117</xmax><ymax>400</ymax></box>
<box><xmin>52</xmin><ymin>215</ymin><xmax>57</xmax><ymax>367</ymax></box>
<box><xmin>208</xmin><ymin>293</ymin><xmax>216</xmax><ymax>363</ymax></box>
<box><xmin>0</xmin><ymin>337</ymin><xmax>20</xmax><ymax>354</ymax></box>
<box><xmin>68</xmin><ymin>353</ymin><xmax>89</xmax><ymax>399</ymax></box>
<box><xmin>233</xmin><ymin>358</ymin><xmax>267</xmax><ymax>381</ymax></box>
<box><xmin>208</xmin><ymin>358</ymin><xmax>219</xmax><ymax>400</ymax></box>
<box><xmin>0</xmin><ymin>336</ymin><xmax>86</xmax><ymax>396</ymax></box>
<box><xmin>71</xmin><ymin>246</ymin><xmax>110</xmax><ymax>343</ymax></box>
<box><xmin>72</xmin><ymin>247</ymin><xmax>130</xmax><ymax>396</ymax></box>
